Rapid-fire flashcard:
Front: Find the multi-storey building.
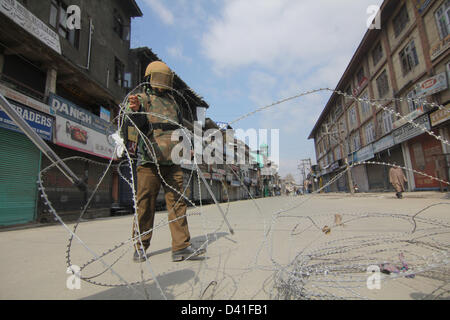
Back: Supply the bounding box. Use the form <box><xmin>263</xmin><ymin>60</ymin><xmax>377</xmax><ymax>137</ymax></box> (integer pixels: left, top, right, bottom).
<box><xmin>0</xmin><ymin>0</ymin><xmax>143</xmax><ymax>226</ymax></box>
<box><xmin>309</xmin><ymin>0</ymin><xmax>450</xmax><ymax>193</ymax></box>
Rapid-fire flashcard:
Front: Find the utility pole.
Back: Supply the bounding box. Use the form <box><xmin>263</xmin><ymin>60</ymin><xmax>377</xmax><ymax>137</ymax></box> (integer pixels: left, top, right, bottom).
<box><xmin>299</xmin><ymin>158</ymin><xmax>313</xmax><ymax>193</ymax></box>
<box><xmin>324</xmin><ymin>123</ymin><xmax>354</xmax><ymax>194</ymax></box>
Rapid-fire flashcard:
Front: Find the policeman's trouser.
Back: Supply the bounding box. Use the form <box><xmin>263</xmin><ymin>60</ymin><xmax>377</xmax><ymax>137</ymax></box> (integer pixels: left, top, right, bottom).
<box><xmin>132</xmin><ymin>164</ymin><xmax>191</xmax><ymax>252</ymax></box>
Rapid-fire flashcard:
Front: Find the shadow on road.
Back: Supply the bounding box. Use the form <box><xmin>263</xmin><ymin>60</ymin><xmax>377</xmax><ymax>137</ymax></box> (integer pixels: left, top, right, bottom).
<box><xmin>146</xmin><ymin>232</ymin><xmax>229</xmax><ymax>258</ymax></box>
<box><xmin>410</xmin><ymin>291</ymin><xmax>449</xmax><ymax>300</ymax></box>
<box><xmin>82</xmin><ymin>269</ymin><xmax>197</xmax><ymax>300</ymax></box>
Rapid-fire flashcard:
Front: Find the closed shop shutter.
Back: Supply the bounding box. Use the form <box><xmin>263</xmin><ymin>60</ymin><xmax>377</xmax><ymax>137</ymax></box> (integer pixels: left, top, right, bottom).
<box><xmin>409</xmin><ymin>130</ymin><xmax>444</xmax><ymax>190</ymax></box>
<box><xmin>367</xmin><ymin>163</ymin><xmax>385</xmax><ymax>191</ymax></box>
<box><xmin>0</xmin><ymin>128</ymin><xmax>40</xmax><ymax>226</ymax></box>
<box><xmin>39</xmin><ymin>144</ymin><xmax>113</xmax><ymax>219</ymax></box>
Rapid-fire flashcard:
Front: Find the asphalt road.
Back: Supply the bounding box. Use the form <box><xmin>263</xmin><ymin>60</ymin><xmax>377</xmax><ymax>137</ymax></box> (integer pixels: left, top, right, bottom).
<box><xmin>0</xmin><ymin>191</ymin><xmax>449</xmax><ymax>300</ymax></box>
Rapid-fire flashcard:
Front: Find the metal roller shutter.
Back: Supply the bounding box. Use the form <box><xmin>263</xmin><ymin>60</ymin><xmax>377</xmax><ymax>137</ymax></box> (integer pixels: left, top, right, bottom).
<box><xmin>0</xmin><ymin>128</ymin><xmax>40</xmax><ymax>226</ymax></box>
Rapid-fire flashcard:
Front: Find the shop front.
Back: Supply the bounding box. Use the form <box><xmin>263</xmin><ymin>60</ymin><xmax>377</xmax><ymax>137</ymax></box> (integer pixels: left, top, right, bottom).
<box><xmin>369</xmin><ymin>134</ymin><xmax>405</xmax><ymax>191</ymax></box>
<box><xmin>393</xmin><ymin>113</ymin><xmax>443</xmax><ymax>191</ymax></box>
<box><xmin>41</xmin><ymin>93</ymin><xmax>116</xmax><ymax>220</ymax></box>
<box><xmin>407</xmin><ymin>129</ymin><xmax>445</xmax><ymax>190</ymax></box>
<box><xmin>429</xmin><ymin>103</ymin><xmax>450</xmax><ymax>189</ymax></box>
<box><xmin>0</xmin><ymin>91</ymin><xmax>54</xmax><ymax>226</ymax></box>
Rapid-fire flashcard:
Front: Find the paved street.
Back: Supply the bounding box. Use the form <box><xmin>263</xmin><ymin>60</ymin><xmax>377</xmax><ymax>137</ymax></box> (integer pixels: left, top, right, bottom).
<box><xmin>0</xmin><ymin>192</ymin><xmax>449</xmax><ymax>300</ymax></box>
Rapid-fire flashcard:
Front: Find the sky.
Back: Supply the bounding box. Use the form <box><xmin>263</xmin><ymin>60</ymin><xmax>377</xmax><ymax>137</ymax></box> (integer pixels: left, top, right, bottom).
<box><xmin>130</xmin><ymin>0</ymin><xmax>384</xmax><ymax>183</ymax></box>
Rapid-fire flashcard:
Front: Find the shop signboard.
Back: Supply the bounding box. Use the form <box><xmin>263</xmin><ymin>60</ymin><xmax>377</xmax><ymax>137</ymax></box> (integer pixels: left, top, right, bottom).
<box><xmin>352</xmin><ymin>77</ymin><xmax>368</xmax><ymax>97</ymax></box>
<box><xmin>373</xmin><ymin>134</ymin><xmax>394</xmax><ymax>153</ymax></box>
<box><xmin>212</xmin><ymin>168</ymin><xmax>226</xmax><ymax>175</ymax></box>
<box><xmin>393</xmin><ymin>114</ymin><xmax>431</xmax><ymax>145</ymax></box>
<box><xmin>0</xmin><ymin>84</ymin><xmax>52</xmax><ymax>115</ymax></box>
<box><xmin>393</xmin><ymin>107</ymin><xmax>425</xmax><ymax>129</ymax></box>
<box><xmin>430</xmin><ymin>104</ymin><xmax>450</xmax><ymax>127</ymax></box>
<box><xmin>0</xmin><ymin>98</ymin><xmax>53</xmax><ymax>141</ymax></box>
<box><xmin>231</xmin><ymin>180</ymin><xmax>241</xmax><ymax>187</ymax></box>
<box><xmin>202</xmin><ymin>172</ymin><xmax>211</xmax><ymax>180</ymax></box>
<box><xmin>414</xmin><ymin>0</ymin><xmax>432</xmax><ymax>13</ymax></box>
<box><xmin>355</xmin><ymin>144</ymin><xmax>374</xmax><ymax>162</ymax></box>
<box><xmin>100</xmin><ymin>107</ymin><xmax>111</xmax><ymax>122</ymax></box>
<box><xmin>49</xmin><ymin>93</ymin><xmax>116</xmax><ymax>159</ymax></box>
<box><xmin>0</xmin><ymin>0</ymin><xmax>61</xmax><ymax>54</ymax></box>
<box><xmin>430</xmin><ymin>34</ymin><xmax>450</xmax><ymax>61</ymax></box>
<box><xmin>416</xmin><ymin>72</ymin><xmax>448</xmax><ymax>97</ymax></box>
<box><xmin>330</xmin><ymin>161</ymin><xmax>339</xmax><ymax>171</ymax></box>
<box><xmin>212</xmin><ymin>173</ymin><xmax>223</xmax><ymax>181</ymax></box>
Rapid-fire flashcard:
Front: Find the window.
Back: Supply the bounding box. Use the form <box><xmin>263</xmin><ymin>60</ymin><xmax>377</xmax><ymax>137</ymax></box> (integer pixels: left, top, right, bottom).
<box><xmin>334</xmin><ymin>146</ymin><xmax>342</xmax><ymax>161</ymax></box>
<box><xmin>49</xmin><ymin>1</ymin><xmax>80</xmax><ymax>48</ymax></box>
<box><xmin>399</xmin><ymin>40</ymin><xmax>419</xmax><ymax>76</ymax></box>
<box><xmin>114</xmin><ymin>58</ymin><xmax>125</xmax><ymax>87</ymax></box>
<box><xmin>364</xmin><ymin>122</ymin><xmax>375</xmax><ymax>145</ymax></box>
<box><xmin>328</xmin><ymin>152</ymin><xmax>334</xmax><ymax>165</ymax></box>
<box><xmin>376</xmin><ymin>70</ymin><xmax>389</xmax><ymax>98</ymax></box>
<box><xmin>349</xmin><ymin>106</ymin><xmax>357</xmax><ymax>127</ymax></box>
<box><xmin>334</xmin><ymin>99</ymin><xmax>344</xmax><ymax>119</ymax></box>
<box><xmin>382</xmin><ymin>110</ymin><xmax>393</xmax><ymax>134</ymax></box>
<box><xmin>360</xmin><ymin>92</ymin><xmax>371</xmax><ymax>118</ymax></box>
<box><xmin>123</xmin><ymin>72</ymin><xmax>132</xmax><ymax>89</ymax></box>
<box><xmin>406</xmin><ymin>88</ymin><xmax>424</xmax><ymax>113</ymax></box>
<box><xmin>113</xmin><ymin>9</ymin><xmax>130</xmax><ymax>41</ymax></box>
<box><xmin>351</xmin><ymin>132</ymin><xmax>361</xmax><ymax>152</ymax></box>
<box><xmin>435</xmin><ymin>1</ymin><xmax>450</xmax><ymax>39</ymax></box>
<box><xmin>372</xmin><ymin>42</ymin><xmax>384</xmax><ymax>66</ymax></box>
<box><xmin>113</xmin><ymin>9</ymin><xmax>124</xmax><ymax>37</ymax></box>
<box><xmin>357</xmin><ymin>67</ymin><xmax>366</xmax><ymax>85</ymax></box>
<box><xmin>393</xmin><ymin>5</ymin><xmax>410</xmax><ymax>37</ymax></box>
<box><xmin>345</xmin><ymin>85</ymin><xmax>353</xmax><ymax>101</ymax></box>
<box><xmin>50</xmin><ymin>2</ymin><xmax>58</xmax><ymax>27</ymax></box>
<box><xmin>338</xmin><ymin>117</ymin><xmax>347</xmax><ymax>137</ymax></box>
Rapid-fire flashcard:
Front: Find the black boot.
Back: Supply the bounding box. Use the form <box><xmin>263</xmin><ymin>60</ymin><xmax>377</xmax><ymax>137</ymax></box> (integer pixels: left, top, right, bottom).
<box><xmin>133</xmin><ymin>249</ymin><xmax>147</xmax><ymax>263</ymax></box>
<box><xmin>172</xmin><ymin>246</ymin><xmax>206</xmax><ymax>262</ymax></box>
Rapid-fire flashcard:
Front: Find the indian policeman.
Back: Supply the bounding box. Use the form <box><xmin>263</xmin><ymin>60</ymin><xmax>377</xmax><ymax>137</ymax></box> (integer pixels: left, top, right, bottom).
<box><xmin>124</xmin><ymin>61</ymin><xmax>205</xmax><ymax>262</ymax></box>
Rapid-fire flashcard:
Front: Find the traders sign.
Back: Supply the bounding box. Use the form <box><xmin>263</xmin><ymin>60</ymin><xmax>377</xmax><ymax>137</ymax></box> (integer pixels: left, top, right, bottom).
<box><xmin>0</xmin><ymin>98</ymin><xmax>53</xmax><ymax>141</ymax></box>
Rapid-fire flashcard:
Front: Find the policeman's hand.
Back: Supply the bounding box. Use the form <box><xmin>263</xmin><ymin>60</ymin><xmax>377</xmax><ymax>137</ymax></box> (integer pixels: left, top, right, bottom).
<box><xmin>128</xmin><ymin>95</ymin><xmax>140</xmax><ymax>112</ymax></box>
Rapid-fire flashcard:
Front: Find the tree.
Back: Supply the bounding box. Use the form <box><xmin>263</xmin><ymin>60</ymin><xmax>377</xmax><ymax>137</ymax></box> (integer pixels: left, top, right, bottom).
<box><xmin>284</xmin><ymin>173</ymin><xmax>295</xmax><ymax>184</ymax></box>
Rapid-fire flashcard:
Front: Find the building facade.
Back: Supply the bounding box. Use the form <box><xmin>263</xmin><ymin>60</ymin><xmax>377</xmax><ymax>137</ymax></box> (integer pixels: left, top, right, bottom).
<box><xmin>309</xmin><ymin>0</ymin><xmax>450</xmax><ymax>193</ymax></box>
<box><xmin>0</xmin><ymin>0</ymin><xmax>142</xmax><ymax>226</ymax></box>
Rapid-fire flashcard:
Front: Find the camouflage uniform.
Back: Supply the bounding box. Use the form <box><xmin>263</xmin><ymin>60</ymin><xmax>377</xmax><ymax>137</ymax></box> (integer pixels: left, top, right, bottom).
<box><xmin>125</xmin><ymin>89</ymin><xmax>191</xmax><ymax>252</ymax></box>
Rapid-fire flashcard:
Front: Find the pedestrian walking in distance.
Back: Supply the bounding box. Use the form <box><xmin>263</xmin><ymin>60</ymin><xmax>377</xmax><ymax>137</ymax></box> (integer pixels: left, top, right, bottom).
<box><xmin>124</xmin><ymin>61</ymin><xmax>205</xmax><ymax>263</ymax></box>
<box><xmin>389</xmin><ymin>165</ymin><xmax>407</xmax><ymax>199</ymax></box>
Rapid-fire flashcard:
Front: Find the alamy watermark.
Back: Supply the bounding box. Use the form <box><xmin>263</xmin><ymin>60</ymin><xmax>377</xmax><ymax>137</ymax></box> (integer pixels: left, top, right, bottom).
<box><xmin>367</xmin><ymin>5</ymin><xmax>381</xmax><ymax>30</ymax></box>
<box><xmin>66</xmin><ymin>5</ymin><xmax>81</xmax><ymax>30</ymax></box>
<box><xmin>366</xmin><ymin>265</ymin><xmax>381</xmax><ymax>290</ymax></box>
<box><xmin>66</xmin><ymin>265</ymin><xmax>81</xmax><ymax>290</ymax></box>
<box><xmin>169</xmin><ymin>122</ymin><xmax>279</xmax><ymax>167</ymax></box>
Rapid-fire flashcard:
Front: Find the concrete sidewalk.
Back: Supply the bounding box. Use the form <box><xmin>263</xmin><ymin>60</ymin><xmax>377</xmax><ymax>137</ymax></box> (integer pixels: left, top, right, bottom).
<box><xmin>0</xmin><ymin>192</ymin><xmax>449</xmax><ymax>300</ymax></box>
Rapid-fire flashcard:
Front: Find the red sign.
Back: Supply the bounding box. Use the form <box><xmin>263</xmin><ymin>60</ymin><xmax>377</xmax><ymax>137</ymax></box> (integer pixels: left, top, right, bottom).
<box><xmin>353</xmin><ymin>77</ymin><xmax>368</xmax><ymax>96</ymax></box>
<box><xmin>421</xmin><ymin>78</ymin><xmax>437</xmax><ymax>90</ymax></box>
